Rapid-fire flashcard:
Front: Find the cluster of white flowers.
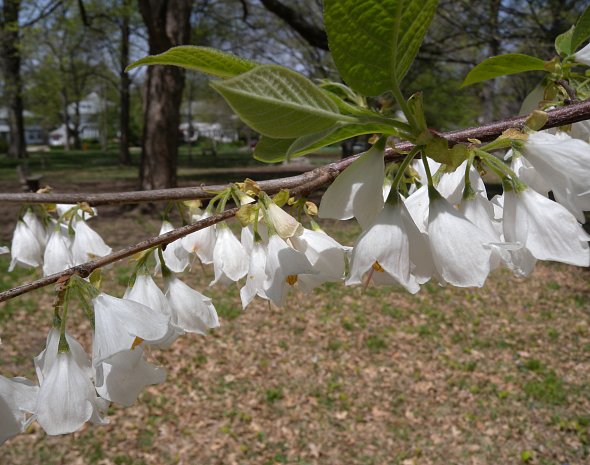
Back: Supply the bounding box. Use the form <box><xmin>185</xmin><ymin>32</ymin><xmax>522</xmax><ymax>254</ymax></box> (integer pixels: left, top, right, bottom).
<box><xmin>320</xmin><ymin>126</ymin><xmax>589</xmax><ymax>289</ymax></box>
<box><xmin>1</xmin><ymin>244</ymin><xmax>219</xmax><ymax>441</ymax></box>
<box><xmin>1</xmin><ymin>120</ymin><xmax>589</xmax><ymax>444</ymax></box>
<box><xmin>8</xmin><ymin>204</ymin><xmax>112</xmax><ymax>276</ymax></box>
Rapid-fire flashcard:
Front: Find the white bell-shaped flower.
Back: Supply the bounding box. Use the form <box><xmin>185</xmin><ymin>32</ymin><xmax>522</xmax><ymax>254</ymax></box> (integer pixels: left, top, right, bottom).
<box><xmin>291</xmin><ymin>227</ymin><xmax>348</xmax><ymax>292</ymax></box>
<box><xmin>428</xmin><ymin>190</ymin><xmax>494</xmax><ymax>287</ymax></box>
<box><xmin>240</xmin><ymin>240</ymin><xmax>269</xmax><ymax>308</ymax></box>
<box><xmin>92</xmin><ymin>293</ymin><xmax>170</xmax><ymax>365</ymax></box>
<box><xmin>43</xmin><ymin>226</ymin><xmax>74</xmax><ymax>276</ymax></box>
<box><xmin>34</xmin><ymin>328</ymin><xmax>92</xmax><ymax>385</ymax></box>
<box><xmin>36</xmin><ymin>349</ymin><xmax>106</xmax><ymax>435</ymax></box>
<box><xmin>71</xmin><ymin>220</ymin><xmax>112</xmax><ymax>265</ymax></box>
<box><xmin>263</xmin><ymin>235</ymin><xmax>313</xmax><ymax>307</ymax></box>
<box><xmin>9</xmin><ymin>219</ymin><xmax>43</xmax><ymax>271</ymax></box>
<box><xmin>156</xmin><ymin>221</ymin><xmax>189</xmax><ymax>273</ymax></box>
<box><xmin>347</xmin><ymin>200</ymin><xmax>422</xmax><ymax>293</ymax></box>
<box><xmin>95</xmin><ymin>347</ymin><xmax>166</xmax><ymax>407</ymax></box>
<box><xmin>210</xmin><ymin>224</ymin><xmax>249</xmax><ymax>285</ymax></box>
<box><xmin>23</xmin><ymin>210</ymin><xmax>47</xmax><ymax>250</ymax></box>
<box><xmin>436</xmin><ymin>161</ymin><xmax>468</xmax><ymax>205</ymax></box>
<box><xmin>165</xmin><ymin>274</ymin><xmax>219</xmax><ymax>333</ymax></box>
<box><xmin>570</xmin><ymin>120</ymin><xmax>590</xmax><ymax>143</ymax></box>
<box><xmin>404</xmin><ymin>185</ymin><xmax>430</xmax><ymax>233</ymax></box>
<box><xmin>240</xmin><ymin>225</ymin><xmax>255</xmax><ymax>254</ymax></box>
<box><xmin>573</xmin><ymin>42</ymin><xmax>590</xmax><ymax>66</ymax></box>
<box><xmin>520</xmin><ymin>131</ymin><xmax>590</xmax><ymax>222</ymax></box>
<box><xmin>126</xmin><ymin>274</ymin><xmax>171</xmax><ymax>317</ymax></box>
<box><xmin>0</xmin><ymin>375</ymin><xmax>38</xmax><ymax>445</ymax></box>
<box><xmin>125</xmin><ymin>274</ymin><xmax>181</xmax><ymax>347</ymax></box>
<box><xmin>503</xmin><ymin>187</ymin><xmax>590</xmax><ymax>267</ymax></box>
<box><xmin>510</xmin><ymin>153</ymin><xmax>550</xmax><ymax>196</ymax></box>
<box><xmin>181</xmin><ymin>211</ymin><xmax>217</xmax><ymax>265</ymax></box>
<box><xmin>412</xmin><ymin>157</ymin><xmax>441</xmax><ymax>187</ymax></box>
<box><xmin>265</xmin><ymin>203</ymin><xmax>303</xmax><ymax>239</ymax></box>
<box><xmin>319</xmin><ymin>140</ymin><xmax>385</xmax><ymax>229</ymax></box>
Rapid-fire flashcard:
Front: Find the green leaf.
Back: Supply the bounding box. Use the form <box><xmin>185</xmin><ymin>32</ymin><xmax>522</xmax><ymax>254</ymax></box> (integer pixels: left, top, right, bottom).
<box><xmin>254</xmin><ymin>123</ymin><xmax>399</xmax><ymax>163</ymax></box>
<box><xmin>211</xmin><ymin>65</ymin><xmax>352</xmax><ymax>139</ymax></box>
<box><xmin>425</xmin><ymin>137</ymin><xmax>469</xmax><ymax>170</ymax></box>
<box><xmin>253</xmin><ymin>137</ymin><xmax>294</xmax><ymax>163</ymax></box>
<box><xmin>462</xmin><ymin>54</ymin><xmax>547</xmax><ymax>87</ymax></box>
<box><xmin>555</xmin><ymin>27</ymin><xmax>574</xmax><ymax>56</ymax></box>
<box><xmin>125</xmin><ymin>46</ymin><xmax>257</xmax><ymax>78</ymax></box>
<box><xmin>324</xmin><ymin>0</ymin><xmax>439</xmax><ymax>96</ymax></box>
<box><xmin>572</xmin><ymin>4</ymin><xmax>590</xmax><ymax>52</ymax></box>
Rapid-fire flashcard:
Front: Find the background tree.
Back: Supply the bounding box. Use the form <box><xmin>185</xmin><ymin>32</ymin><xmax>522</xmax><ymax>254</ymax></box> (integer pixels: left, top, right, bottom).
<box><xmin>137</xmin><ymin>0</ymin><xmax>191</xmax><ymax>190</ymax></box>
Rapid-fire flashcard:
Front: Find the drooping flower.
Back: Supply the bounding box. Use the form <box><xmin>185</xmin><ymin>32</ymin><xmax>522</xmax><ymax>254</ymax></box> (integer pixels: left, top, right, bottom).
<box><xmin>347</xmin><ymin>198</ymin><xmax>426</xmax><ymax>293</ymax></box>
<box><xmin>43</xmin><ymin>226</ymin><xmax>74</xmax><ymax>276</ymax></box>
<box><xmin>573</xmin><ymin>42</ymin><xmax>590</xmax><ymax>66</ymax></box>
<box><xmin>404</xmin><ymin>185</ymin><xmax>430</xmax><ymax>233</ymax></box>
<box><xmin>23</xmin><ymin>210</ymin><xmax>47</xmax><ymax>250</ymax></box>
<box><xmin>210</xmin><ymin>224</ymin><xmax>249</xmax><ymax>285</ymax></box>
<box><xmin>92</xmin><ymin>293</ymin><xmax>170</xmax><ymax>365</ymax></box>
<box><xmin>34</xmin><ymin>328</ymin><xmax>92</xmax><ymax>385</ymax></box>
<box><xmin>510</xmin><ymin>152</ymin><xmax>551</xmax><ymax>196</ymax></box>
<box><xmin>156</xmin><ymin>221</ymin><xmax>190</xmax><ymax>273</ymax></box>
<box><xmin>263</xmin><ymin>235</ymin><xmax>313</xmax><ymax>307</ymax></box>
<box><xmin>0</xmin><ymin>375</ymin><xmax>38</xmax><ymax>445</ymax></box>
<box><xmin>291</xmin><ymin>227</ymin><xmax>348</xmax><ymax>292</ymax></box>
<box><xmin>71</xmin><ymin>220</ymin><xmax>112</xmax><ymax>265</ymax></box>
<box><xmin>9</xmin><ymin>219</ymin><xmax>43</xmax><ymax>272</ymax></box>
<box><xmin>319</xmin><ymin>139</ymin><xmax>386</xmax><ymax>229</ymax></box>
<box><xmin>36</xmin><ymin>349</ymin><xmax>107</xmax><ymax>435</ymax></box>
<box><xmin>124</xmin><ymin>274</ymin><xmax>181</xmax><ymax>348</ymax></box>
<box><xmin>240</xmin><ymin>239</ymin><xmax>269</xmax><ymax>308</ymax></box>
<box><xmin>95</xmin><ymin>347</ymin><xmax>166</xmax><ymax>407</ymax></box>
<box><xmin>520</xmin><ymin>131</ymin><xmax>590</xmax><ymax>222</ymax></box>
<box><xmin>503</xmin><ymin>187</ymin><xmax>590</xmax><ymax>267</ymax></box>
<box><xmin>428</xmin><ymin>189</ymin><xmax>494</xmax><ymax>287</ymax></box>
<box><xmin>181</xmin><ymin>211</ymin><xmax>217</xmax><ymax>265</ymax></box>
<box><xmin>165</xmin><ymin>274</ymin><xmax>219</xmax><ymax>333</ymax></box>
<box><xmin>265</xmin><ymin>203</ymin><xmax>303</xmax><ymax>239</ymax></box>
<box><xmin>436</xmin><ymin>160</ymin><xmax>468</xmax><ymax>205</ymax></box>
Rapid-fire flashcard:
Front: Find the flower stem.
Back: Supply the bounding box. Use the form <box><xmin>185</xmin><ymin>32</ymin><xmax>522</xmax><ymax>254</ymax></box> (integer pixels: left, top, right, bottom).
<box><xmin>392</xmin><ymin>146</ymin><xmax>422</xmax><ymax>190</ymax></box>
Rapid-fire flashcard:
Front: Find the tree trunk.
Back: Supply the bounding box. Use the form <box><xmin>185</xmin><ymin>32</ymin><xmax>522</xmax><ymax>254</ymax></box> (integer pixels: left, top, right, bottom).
<box><xmin>61</xmin><ymin>89</ymin><xmax>71</xmax><ymax>151</ymax></box>
<box><xmin>138</xmin><ymin>0</ymin><xmax>191</xmax><ymax>190</ymax></box>
<box><xmin>0</xmin><ymin>0</ymin><xmax>27</xmax><ymax>158</ymax></box>
<box><xmin>119</xmin><ymin>0</ymin><xmax>132</xmax><ymax>165</ymax></box>
<box><xmin>481</xmin><ymin>0</ymin><xmax>502</xmax><ymax>122</ymax></box>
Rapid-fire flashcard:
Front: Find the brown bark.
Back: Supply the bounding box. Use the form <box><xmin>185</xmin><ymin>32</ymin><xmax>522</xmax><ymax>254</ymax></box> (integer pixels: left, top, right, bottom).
<box><xmin>0</xmin><ymin>0</ymin><xmax>27</xmax><ymax>158</ymax></box>
<box><xmin>258</xmin><ymin>0</ymin><xmax>328</xmax><ymax>50</ymax></box>
<box><xmin>2</xmin><ymin>97</ymin><xmax>590</xmax><ymax>206</ymax></box>
<box><xmin>481</xmin><ymin>0</ymin><xmax>502</xmax><ymax>122</ymax></box>
<box><xmin>119</xmin><ymin>0</ymin><xmax>132</xmax><ymax>165</ymax></box>
<box><xmin>137</xmin><ymin>0</ymin><xmax>191</xmax><ymax>190</ymax></box>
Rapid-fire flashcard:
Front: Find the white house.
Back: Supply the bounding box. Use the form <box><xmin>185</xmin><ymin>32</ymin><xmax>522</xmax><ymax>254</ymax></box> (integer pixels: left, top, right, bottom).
<box><xmin>179</xmin><ymin>121</ymin><xmax>239</xmax><ymax>144</ymax></box>
<box><xmin>0</xmin><ymin>108</ymin><xmax>46</xmax><ymax>146</ymax></box>
<box><xmin>48</xmin><ymin>92</ymin><xmax>103</xmax><ymax>146</ymax></box>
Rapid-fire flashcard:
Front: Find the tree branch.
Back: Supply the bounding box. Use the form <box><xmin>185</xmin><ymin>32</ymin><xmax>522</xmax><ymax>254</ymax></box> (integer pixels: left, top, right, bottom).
<box><xmin>1</xmin><ymin>99</ymin><xmax>590</xmax><ymax>303</ymax></box>
<box><xmin>0</xmin><ymin>207</ymin><xmax>238</xmax><ymax>303</ymax></box>
<box><xmin>0</xmin><ymin>98</ymin><xmax>589</xmax><ymax>206</ymax></box>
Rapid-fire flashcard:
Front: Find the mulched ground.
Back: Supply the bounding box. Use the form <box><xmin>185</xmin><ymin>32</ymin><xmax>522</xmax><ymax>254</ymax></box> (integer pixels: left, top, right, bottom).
<box><xmin>0</xmin><ymin>179</ymin><xmax>589</xmax><ymax>465</ymax></box>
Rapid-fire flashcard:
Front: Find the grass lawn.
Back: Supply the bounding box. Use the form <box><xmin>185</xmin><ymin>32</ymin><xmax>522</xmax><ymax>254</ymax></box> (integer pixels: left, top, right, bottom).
<box><xmin>0</xmin><ymin>149</ymin><xmax>588</xmax><ymax>464</ymax></box>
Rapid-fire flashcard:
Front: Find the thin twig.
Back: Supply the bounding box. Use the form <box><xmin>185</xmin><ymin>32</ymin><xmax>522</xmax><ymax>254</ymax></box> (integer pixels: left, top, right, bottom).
<box><xmin>1</xmin><ymin>99</ymin><xmax>589</xmax><ymax>206</ymax></box>
<box><xmin>1</xmin><ymin>99</ymin><xmax>590</xmax><ymax>303</ymax></box>
<box><xmin>0</xmin><ymin>208</ymin><xmax>238</xmax><ymax>303</ymax></box>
